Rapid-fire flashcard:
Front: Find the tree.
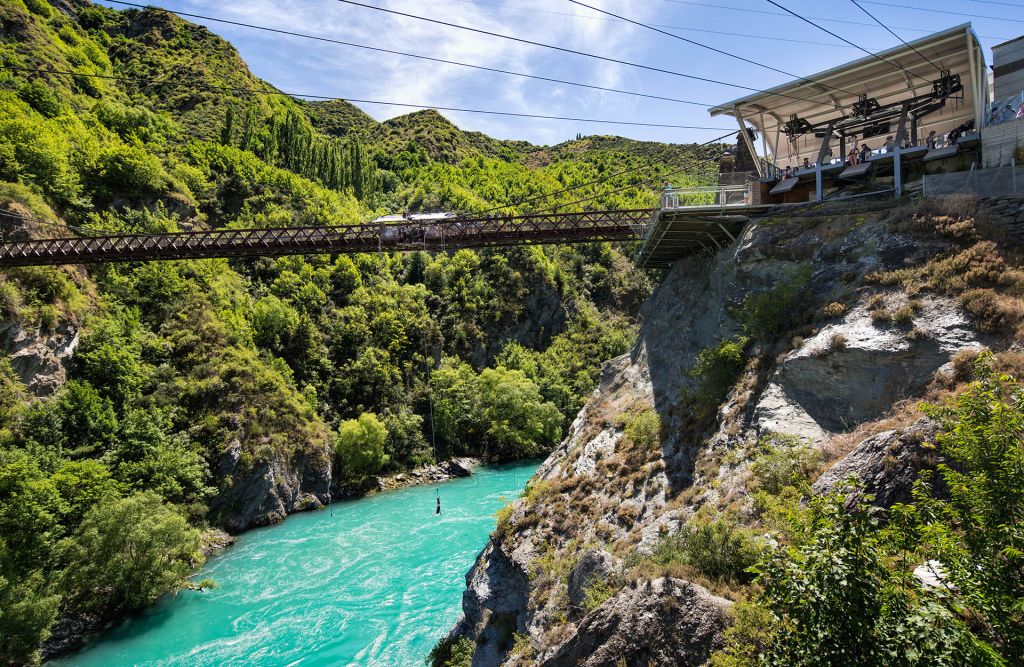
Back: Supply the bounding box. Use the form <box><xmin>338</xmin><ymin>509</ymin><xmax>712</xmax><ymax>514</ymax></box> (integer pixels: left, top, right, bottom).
<box><xmin>919</xmin><ymin>353</ymin><xmax>1024</xmax><ymax>657</ymax></box>
<box><xmin>335</xmin><ymin>412</ymin><xmax>389</xmax><ymax>481</ymax></box>
<box><xmin>477</xmin><ymin>367</ymin><xmax>562</xmax><ymax>460</ymax></box>
<box><xmin>59</xmin><ymin>492</ymin><xmax>204</xmax><ymax>615</ymax></box>
<box><xmin>0</xmin><ymin>561</ymin><xmax>60</xmax><ymax>667</ymax></box>
<box><xmin>0</xmin><ymin>449</ymin><xmax>66</xmax><ymax>570</ymax></box>
<box><xmin>382</xmin><ymin>407</ymin><xmax>431</xmax><ymax>469</ymax></box>
<box><xmin>430</xmin><ymin>358</ymin><xmax>483</xmax><ymax>457</ymax></box>
<box><xmin>107</xmin><ymin>408</ymin><xmax>211</xmax><ymax>508</ymax></box>
<box><xmin>50</xmin><ymin>459</ymin><xmax>122</xmax><ymax>529</ymax></box>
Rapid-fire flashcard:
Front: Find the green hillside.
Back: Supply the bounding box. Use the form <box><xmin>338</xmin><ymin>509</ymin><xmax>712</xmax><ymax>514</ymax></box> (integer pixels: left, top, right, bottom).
<box><xmin>0</xmin><ymin>0</ymin><xmax>721</xmax><ymax>663</ymax></box>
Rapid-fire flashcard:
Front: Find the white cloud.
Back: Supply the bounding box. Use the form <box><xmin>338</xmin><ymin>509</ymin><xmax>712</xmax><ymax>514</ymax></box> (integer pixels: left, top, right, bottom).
<box><xmin>147</xmin><ymin>0</ymin><xmax>708</xmax><ymax>143</ymax></box>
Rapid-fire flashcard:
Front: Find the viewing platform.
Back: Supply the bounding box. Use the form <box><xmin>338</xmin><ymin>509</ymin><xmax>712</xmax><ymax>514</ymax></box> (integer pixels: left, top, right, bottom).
<box><xmin>635</xmin><ymin>183</ymin><xmax>771</xmax><ymax>268</ymax></box>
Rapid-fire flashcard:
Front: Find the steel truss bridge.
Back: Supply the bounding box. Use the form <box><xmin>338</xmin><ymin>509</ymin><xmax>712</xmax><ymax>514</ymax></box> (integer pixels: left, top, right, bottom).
<box><xmin>0</xmin><ymin>209</ymin><xmax>655</xmax><ymax>267</ymax></box>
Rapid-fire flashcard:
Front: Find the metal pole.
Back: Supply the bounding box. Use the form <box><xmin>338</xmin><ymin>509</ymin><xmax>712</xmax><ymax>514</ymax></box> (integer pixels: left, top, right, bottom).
<box><xmin>816</xmin><ymin>161</ymin><xmax>823</xmax><ymax>203</ymax></box>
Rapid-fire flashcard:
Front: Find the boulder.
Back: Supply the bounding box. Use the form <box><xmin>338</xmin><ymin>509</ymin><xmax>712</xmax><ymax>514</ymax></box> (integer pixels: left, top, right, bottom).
<box><xmin>813</xmin><ymin>418</ymin><xmax>942</xmax><ymax>506</ymax></box>
<box><xmin>543</xmin><ymin>578</ymin><xmax>732</xmax><ymax>667</ymax></box>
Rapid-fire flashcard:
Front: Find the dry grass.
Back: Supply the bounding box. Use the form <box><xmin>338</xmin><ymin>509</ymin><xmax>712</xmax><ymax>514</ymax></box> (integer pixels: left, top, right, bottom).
<box><xmin>959</xmin><ymin>289</ymin><xmax>1024</xmax><ymax>337</ymax></box>
<box><xmin>820</xmin><ymin>399</ymin><xmax>926</xmax><ymax>465</ymax></box>
<box><xmin>624</xmin><ymin>561</ymin><xmax>747</xmax><ymax>601</ymax></box>
<box><xmin>821</xmin><ymin>301</ymin><xmax>847</xmax><ymax>319</ymax></box>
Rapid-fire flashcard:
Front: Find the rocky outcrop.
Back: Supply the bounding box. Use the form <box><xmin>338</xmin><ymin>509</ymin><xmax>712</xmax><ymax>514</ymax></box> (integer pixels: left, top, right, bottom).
<box><xmin>378</xmin><ymin>457</ymin><xmax>478</xmax><ymax>492</ymax></box>
<box><xmin>0</xmin><ymin>318</ymin><xmax>79</xmax><ymax>396</ymax></box>
<box><xmin>209</xmin><ymin>438</ymin><xmax>332</xmax><ymax>533</ymax></box>
<box><xmin>813</xmin><ymin>418</ymin><xmax>943</xmax><ymax>506</ymax></box>
<box><xmin>567</xmin><ymin>550</ymin><xmax>618</xmax><ymax>610</ymax></box>
<box><xmin>544</xmin><ymin>578</ymin><xmax>731</xmax><ymax>667</ymax></box>
<box><xmin>754</xmin><ymin>296</ymin><xmax>982</xmax><ymax>438</ymax></box>
<box><xmin>451</xmin><ymin>540</ymin><xmax>531</xmax><ymax>666</ymax></box>
<box><xmin>446</xmin><ymin>200</ymin><xmax>1005</xmax><ymax>666</ymax></box>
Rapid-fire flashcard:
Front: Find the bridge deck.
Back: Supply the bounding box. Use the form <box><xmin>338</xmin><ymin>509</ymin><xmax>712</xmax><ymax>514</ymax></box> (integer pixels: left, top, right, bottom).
<box><xmin>634</xmin><ymin>204</ymin><xmax>772</xmax><ymax>268</ymax></box>
<box><xmin>0</xmin><ymin>209</ymin><xmax>654</xmax><ymax>267</ymax></box>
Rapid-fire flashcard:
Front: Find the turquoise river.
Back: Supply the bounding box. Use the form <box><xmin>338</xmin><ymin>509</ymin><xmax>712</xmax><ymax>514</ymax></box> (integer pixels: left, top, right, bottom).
<box><xmin>49</xmin><ymin>461</ymin><xmax>539</xmax><ymax>667</ymax></box>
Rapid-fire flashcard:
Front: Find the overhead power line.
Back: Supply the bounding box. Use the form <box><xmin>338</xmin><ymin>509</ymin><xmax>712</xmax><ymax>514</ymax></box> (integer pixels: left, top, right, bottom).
<box><xmin>332</xmin><ymin>0</ymin><xmax>836</xmax><ymax>106</ymax></box>
<box><xmin>859</xmin><ymin>0</ymin><xmax>1024</xmax><ymax>23</ymax></box>
<box><xmin>658</xmin><ymin>0</ymin><xmax>1012</xmax><ymax>39</ymax></box>
<box><xmin>566</xmin><ymin>0</ymin><xmax>858</xmax><ymax>96</ymax></box>
<box><xmin>104</xmin><ymin>0</ymin><xmax>714</xmax><ymax>109</ymax></box>
<box><xmin>968</xmin><ymin>0</ymin><xmax>1024</xmax><ymax>6</ymax></box>
<box><xmin>2</xmin><ymin>65</ymin><xmax>734</xmax><ymax>130</ymax></box>
<box><xmin>849</xmin><ymin>0</ymin><xmax>943</xmax><ymax>73</ymax></box>
<box><xmin>449</xmin><ymin>0</ymin><xmax>862</xmax><ymax>49</ymax></box>
<box><xmin>763</xmin><ymin>0</ymin><xmax>935</xmax><ymax>86</ymax></box>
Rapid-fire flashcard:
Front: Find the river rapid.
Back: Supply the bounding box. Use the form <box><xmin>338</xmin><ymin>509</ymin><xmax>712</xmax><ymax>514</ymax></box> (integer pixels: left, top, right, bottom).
<box><xmin>49</xmin><ymin>461</ymin><xmax>539</xmax><ymax>667</ymax></box>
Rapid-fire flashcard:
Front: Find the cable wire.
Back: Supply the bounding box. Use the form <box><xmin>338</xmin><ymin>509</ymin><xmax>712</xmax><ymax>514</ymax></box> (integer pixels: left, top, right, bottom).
<box><xmin>849</xmin><ymin>0</ymin><xmax>943</xmax><ymax>73</ymax></box>
<box><xmin>859</xmin><ymin>0</ymin><xmax>1024</xmax><ymax>23</ymax></box>
<box><xmin>763</xmin><ymin>0</ymin><xmax>935</xmax><ymax>86</ymax></box>
<box><xmin>659</xmin><ymin>0</ymin><xmax>1013</xmax><ymax>37</ymax></box>
<box><xmin>566</xmin><ymin>0</ymin><xmax>859</xmax><ymax>96</ymax></box>
<box><xmin>332</xmin><ymin>0</ymin><xmax>837</xmax><ymax>105</ymax></box>
<box><xmin>104</xmin><ymin>0</ymin><xmax>714</xmax><ymax>109</ymax></box>
<box><xmin>449</xmin><ymin>0</ymin><xmax>860</xmax><ymax>48</ymax></box>
<box><xmin>1</xmin><ymin>65</ymin><xmax>733</xmax><ymax>130</ymax></box>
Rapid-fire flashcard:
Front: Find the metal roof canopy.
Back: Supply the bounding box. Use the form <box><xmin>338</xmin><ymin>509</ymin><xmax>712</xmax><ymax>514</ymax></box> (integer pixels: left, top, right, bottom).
<box><xmin>709</xmin><ymin>24</ymin><xmax>988</xmax><ymax>171</ymax></box>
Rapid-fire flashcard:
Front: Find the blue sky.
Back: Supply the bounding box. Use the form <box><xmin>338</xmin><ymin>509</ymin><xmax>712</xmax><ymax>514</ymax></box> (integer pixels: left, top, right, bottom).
<box><xmin>95</xmin><ymin>0</ymin><xmax>1022</xmax><ymax>146</ymax></box>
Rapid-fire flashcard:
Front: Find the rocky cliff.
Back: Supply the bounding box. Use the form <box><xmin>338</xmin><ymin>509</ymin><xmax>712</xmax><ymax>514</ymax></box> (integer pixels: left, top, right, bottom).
<box><xmin>444</xmin><ymin>195</ymin><xmax>1022</xmax><ymax>666</ymax></box>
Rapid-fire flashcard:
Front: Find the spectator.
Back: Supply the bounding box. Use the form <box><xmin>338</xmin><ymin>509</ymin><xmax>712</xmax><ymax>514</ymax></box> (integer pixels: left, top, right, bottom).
<box><xmin>860</xmin><ymin>143</ymin><xmax>871</xmax><ymax>163</ymax></box>
<box><xmin>883</xmin><ymin>135</ymin><xmax>894</xmax><ymax>153</ymax></box>
<box><xmin>803</xmin><ymin>157</ymin><xmax>811</xmax><ymax>170</ymax></box>
<box><xmin>783</xmin><ymin>165</ymin><xmax>792</xmax><ymax>179</ymax></box>
<box><xmin>926</xmin><ymin>130</ymin><xmax>937</xmax><ymax>149</ymax></box>
<box><xmin>848</xmin><ymin>146</ymin><xmax>858</xmax><ymax>165</ymax></box>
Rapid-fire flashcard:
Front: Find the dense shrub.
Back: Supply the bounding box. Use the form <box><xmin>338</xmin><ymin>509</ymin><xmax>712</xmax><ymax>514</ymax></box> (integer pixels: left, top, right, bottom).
<box><xmin>734</xmin><ymin>265</ymin><xmax>812</xmax><ymax>342</ymax></box>
<box><xmin>335</xmin><ymin>412</ymin><xmax>389</xmax><ymax>481</ymax></box>
<box><xmin>427</xmin><ymin>636</ymin><xmax>473</xmax><ymax>667</ymax></box>
<box><xmin>716</xmin><ymin>354</ymin><xmax>1024</xmax><ymax>665</ymax></box>
<box><xmin>641</xmin><ymin>517</ymin><xmax>762</xmax><ymax>585</ymax></box>
<box><xmin>687</xmin><ymin>336</ymin><xmax>748</xmax><ymax>420</ymax></box>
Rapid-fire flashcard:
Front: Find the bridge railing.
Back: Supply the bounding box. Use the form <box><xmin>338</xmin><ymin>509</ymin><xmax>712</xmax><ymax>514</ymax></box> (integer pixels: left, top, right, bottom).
<box><xmin>660</xmin><ymin>184</ymin><xmax>752</xmax><ymax>210</ymax></box>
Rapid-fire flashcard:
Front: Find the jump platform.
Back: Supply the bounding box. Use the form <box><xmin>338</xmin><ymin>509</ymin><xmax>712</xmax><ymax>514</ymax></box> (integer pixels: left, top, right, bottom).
<box><xmin>634</xmin><ymin>204</ymin><xmax>772</xmax><ymax>268</ymax></box>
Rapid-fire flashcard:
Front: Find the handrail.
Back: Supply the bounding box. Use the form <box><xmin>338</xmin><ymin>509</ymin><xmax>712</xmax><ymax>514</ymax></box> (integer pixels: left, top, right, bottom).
<box><xmin>660</xmin><ymin>183</ymin><xmax>752</xmax><ymax>210</ymax></box>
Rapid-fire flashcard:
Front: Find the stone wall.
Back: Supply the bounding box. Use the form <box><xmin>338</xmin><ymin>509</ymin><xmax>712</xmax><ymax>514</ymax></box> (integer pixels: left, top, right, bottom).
<box><xmin>982</xmin><ymin>116</ymin><xmax>1024</xmax><ymax>168</ymax></box>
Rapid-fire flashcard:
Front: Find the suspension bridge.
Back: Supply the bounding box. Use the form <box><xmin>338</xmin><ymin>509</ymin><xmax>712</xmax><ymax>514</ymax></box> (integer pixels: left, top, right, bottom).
<box><xmin>0</xmin><ymin>189</ymin><xmax>760</xmax><ymax>268</ymax></box>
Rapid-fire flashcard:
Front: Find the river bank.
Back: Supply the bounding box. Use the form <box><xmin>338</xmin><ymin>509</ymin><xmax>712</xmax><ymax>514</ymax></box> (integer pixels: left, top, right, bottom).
<box><xmin>45</xmin><ymin>461</ymin><xmax>538</xmax><ymax>667</ymax></box>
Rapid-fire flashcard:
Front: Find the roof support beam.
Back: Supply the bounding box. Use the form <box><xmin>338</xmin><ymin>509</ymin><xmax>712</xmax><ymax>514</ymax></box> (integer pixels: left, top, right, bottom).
<box><xmin>967</xmin><ymin>30</ymin><xmax>983</xmax><ymax>131</ymax></box>
<box><xmin>894</xmin><ymin>101</ymin><xmax>910</xmax><ymax>198</ymax></box>
<box><xmin>734</xmin><ymin>106</ymin><xmax>763</xmax><ymax>179</ymax></box>
<box><xmin>817</xmin><ymin>119</ymin><xmax>838</xmax><ymax>166</ymax></box>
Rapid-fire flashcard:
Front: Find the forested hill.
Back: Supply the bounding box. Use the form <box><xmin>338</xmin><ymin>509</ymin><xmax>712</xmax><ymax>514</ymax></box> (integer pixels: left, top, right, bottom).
<box><xmin>0</xmin><ymin>1</ymin><xmax>719</xmax><ymax>663</ymax></box>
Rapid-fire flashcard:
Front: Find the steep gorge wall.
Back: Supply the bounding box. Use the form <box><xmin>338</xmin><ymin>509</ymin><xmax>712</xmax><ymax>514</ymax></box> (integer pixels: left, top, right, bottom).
<box><xmin>446</xmin><ymin>197</ymin><xmax>1016</xmax><ymax>666</ymax></box>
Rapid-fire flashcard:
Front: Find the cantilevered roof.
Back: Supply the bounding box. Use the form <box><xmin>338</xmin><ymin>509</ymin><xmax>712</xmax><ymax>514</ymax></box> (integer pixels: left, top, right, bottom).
<box><xmin>709</xmin><ymin>24</ymin><xmax>988</xmax><ymax>153</ymax></box>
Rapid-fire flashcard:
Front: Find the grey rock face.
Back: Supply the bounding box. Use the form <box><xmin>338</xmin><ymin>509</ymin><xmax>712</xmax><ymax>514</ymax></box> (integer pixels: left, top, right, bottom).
<box><xmin>543</xmin><ymin>578</ymin><xmax>731</xmax><ymax>667</ymax></box>
<box><xmin>450</xmin><ymin>540</ymin><xmax>531</xmax><ymax>667</ymax></box>
<box><xmin>0</xmin><ymin>318</ymin><xmax>79</xmax><ymax>396</ymax></box>
<box><xmin>209</xmin><ymin>439</ymin><xmax>332</xmax><ymax>533</ymax></box>
<box><xmin>754</xmin><ymin>296</ymin><xmax>982</xmax><ymax>438</ymax></box>
<box><xmin>567</xmin><ymin>550</ymin><xmax>618</xmax><ymax>610</ymax></box>
<box><xmin>813</xmin><ymin>418</ymin><xmax>943</xmax><ymax>506</ymax></box>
